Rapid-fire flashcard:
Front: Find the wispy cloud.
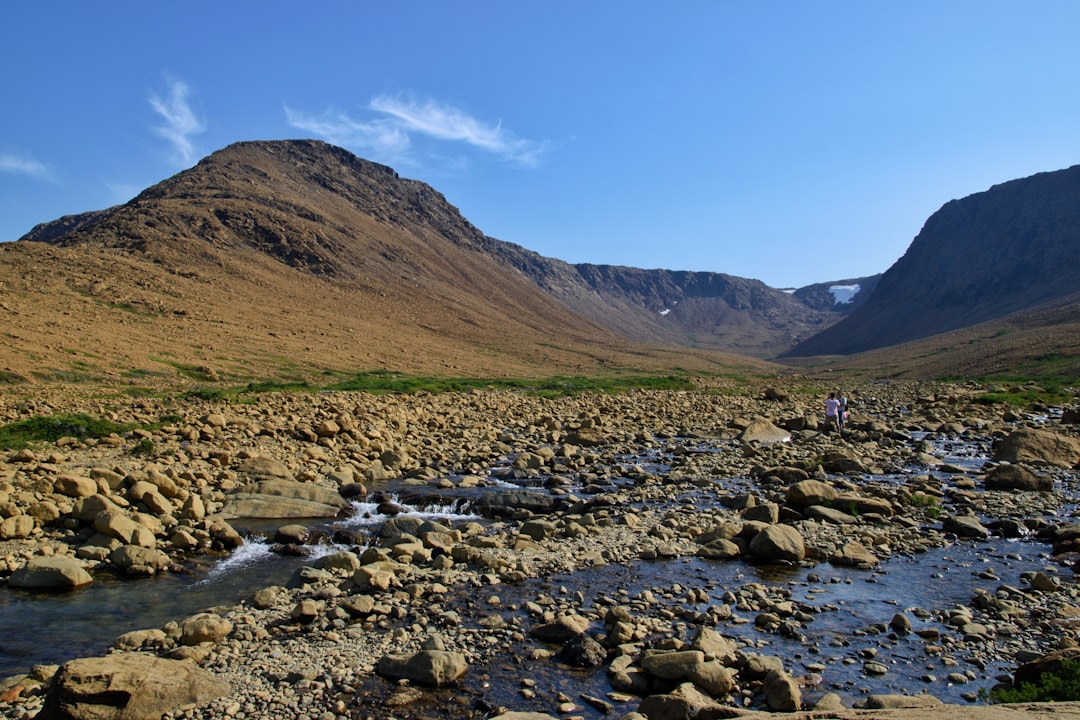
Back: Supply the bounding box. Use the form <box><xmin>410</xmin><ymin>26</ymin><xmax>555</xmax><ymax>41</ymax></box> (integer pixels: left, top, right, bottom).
<box><xmin>286</xmin><ymin>95</ymin><xmax>547</xmax><ymax>168</ymax></box>
<box><xmin>149</xmin><ymin>77</ymin><xmax>205</xmax><ymax>165</ymax></box>
<box><xmin>0</xmin><ymin>154</ymin><xmax>49</xmax><ymax>179</ymax></box>
<box><xmin>284</xmin><ymin>106</ymin><xmax>411</xmax><ymax>158</ymax></box>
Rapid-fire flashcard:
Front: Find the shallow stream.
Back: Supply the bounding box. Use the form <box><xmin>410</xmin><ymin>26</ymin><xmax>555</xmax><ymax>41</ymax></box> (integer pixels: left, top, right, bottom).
<box><xmin>2</xmin><ymin>433</ymin><xmax>1077</xmax><ymax>713</ymax></box>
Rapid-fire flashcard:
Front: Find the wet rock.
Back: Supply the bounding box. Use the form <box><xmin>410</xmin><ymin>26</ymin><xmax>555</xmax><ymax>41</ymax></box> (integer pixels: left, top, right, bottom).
<box><xmin>943</xmin><ymin>514</ymin><xmax>990</xmax><ymax>538</ymax></box>
<box><xmin>531</xmin><ymin>614</ymin><xmax>591</xmax><ymax>643</ymax></box>
<box><xmin>984</xmin><ymin>463</ymin><xmax>1052</xmax><ymax>491</ymax></box>
<box><xmin>641</xmin><ymin>650</ymin><xmax>705</xmax><ymax>682</ymax></box>
<box><xmin>110</xmin><ymin>545</ymin><xmax>170</xmax><ymax>574</ymax></box>
<box><xmin>829</xmin><ymin>541</ymin><xmax>879</xmax><ymax>567</ymax></box>
<box><xmin>274</xmin><ymin>523</ymin><xmax>309</xmax><ymax>544</ymax></box>
<box><xmin>477</xmin><ymin>489</ymin><xmax>560</xmax><ymax>518</ymax></box>
<box><xmin>38</xmin><ymin>653</ymin><xmax>228</xmax><ymax>720</ymax></box>
<box><xmin>9</xmin><ymin>556</ymin><xmax>93</xmax><ymax>590</ymax></box>
<box><xmin>555</xmin><ymin>632</ymin><xmax>606</xmax><ymax>668</ymax></box>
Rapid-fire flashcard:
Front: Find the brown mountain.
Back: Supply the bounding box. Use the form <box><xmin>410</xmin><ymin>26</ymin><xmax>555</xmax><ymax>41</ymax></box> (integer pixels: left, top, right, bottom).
<box><xmin>2</xmin><ymin>140</ymin><xmax>772</xmax><ymax>386</ymax></box>
<box><xmin>786</xmin><ymin>164</ymin><xmax>1080</xmax><ymax>358</ymax></box>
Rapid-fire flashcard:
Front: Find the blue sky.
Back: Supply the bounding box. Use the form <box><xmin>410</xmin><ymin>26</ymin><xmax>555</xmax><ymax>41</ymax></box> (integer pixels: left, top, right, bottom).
<box><xmin>3</xmin><ymin>2</ymin><xmax>1079</xmax><ymax>288</ymax></box>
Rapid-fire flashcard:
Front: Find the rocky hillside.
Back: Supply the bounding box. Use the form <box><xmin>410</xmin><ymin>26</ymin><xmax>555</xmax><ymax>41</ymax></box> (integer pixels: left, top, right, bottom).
<box><xmin>786</xmin><ymin>164</ymin><xmax>1080</xmax><ymax>357</ymax></box>
<box><xmin>3</xmin><ymin>140</ymin><xmax>773</xmax><ymax>386</ymax></box>
<box><xmin>484</xmin><ymin>240</ymin><xmax>852</xmax><ymax>358</ymax></box>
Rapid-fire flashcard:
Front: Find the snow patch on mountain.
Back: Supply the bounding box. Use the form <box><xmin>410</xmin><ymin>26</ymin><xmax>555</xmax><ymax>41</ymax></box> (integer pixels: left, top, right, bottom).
<box><xmin>829</xmin><ymin>284</ymin><xmax>860</xmax><ymax>304</ymax></box>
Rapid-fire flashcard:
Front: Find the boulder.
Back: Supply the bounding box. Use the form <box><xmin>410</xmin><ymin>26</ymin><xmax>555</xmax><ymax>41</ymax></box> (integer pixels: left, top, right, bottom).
<box><xmin>180</xmin><ymin>612</ymin><xmax>233</xmax><ymax>645</ymax></box>
<box><xmin>829</xmin><ymin>541</ymin><xmax>879</xmax><ymax>567</ymax></box>
<box><xmin>219</xmin><ymin>479</ymin><xmax>348</xmax><ymax>519</ymax></box>
<box><xmin>821</xmin><ymin>452</ymin><xmax>867</xmax><ymax>474</ymax></box>
<box><xmin>54</xmin><ymin>474</ymin><xmax>97</xmax><ymax>498</ymax></box>
<box><xmin>748</xmin><ymin>524</ymin><xmax>805</xmax><ymax>563</ymax></box>
<box><xmin>764</xmin><ymin>669</ymin><xmax>802</xmax><ymax>711</ymax></box>
<box><xmin>476</xmin><ymin>489</ymin><xmax>561</xmax><ymax>518</ymax></box>
<box><xmin>0</xmin><ymin>514</ymin><xmax>35</xmax><ymax>539</ymax></box>
<box><xmin>531</xmin><ymin>614</ymin><xmax>590</xmax><ymax>643</ymax></box>
<box><xmin>984</xmin><ymin>464</ymin><xmax>1052</xmax><ymax>491</ymax></box>
<box><xmin>784</xmin><ymin>479</ymin><xmax>837</xmax><ymax>509</ymax></box>
<box><xmin>110</xmin><ymin>545</ymin><xmax>170</xmax><ymax>574</ymax></box>
<box><xmin>863</xmin><ymin>694</ymin><xmax>943</xmax><ymax>709</ymax></box>
<box><xmin>376</xmin><ymin>649</ymin><xmax>467</xmax><ymax>686</ymax></box>
<box><xmin>637</xmin><ymin>682</ymin><xmax>721</xmax><ymax>720</ymax></box>
<box><xmin>833</xmin><ymin>493</ymin><xmax>894</xmax><ymax>517</ymax></box>
<box><xmin>37</xmin><ymin>653</ymin><xmax>228</xmax><ymax>719</ymax></box>
<box><xmin>943</xmin><ymin>514</ymin><xmax>990</xmax><ymax>538</ymax></box>
<box><xmin>737</xmin><ymin>419</ymin><xmax>791</xmax><ymax>444</ymax></box>
<box><xmin>689</xmin><ymin>627</ymin><xmax>738</xmax><ymax>664</ymax></box>
<box><xmin>993</xmin><ymin>428</ymin><xmax>1080</xmax><ymax>467</ymax></box>
<box><xmin>9</xmin><ymin>556</ymin><xmax>93</xmax><ymax>590</ymax></box>
<box><xmin>236</xmin><ymin>455</ymin><xmax>294</xmax><ymax>480</ymax></box>
<box><xmin>804</xmin><ymin>505</ymin><xmax>858</xmax><ymax>525</ymax></box>
<box><xmin>94</xmin><ymin>511</ymin><xmax>155</xmax><ymax>548</ymax></box>
<box><xmin>641</xmin><ymin>650</ymin><xmax>705</xmax><ymax>681</ymax></box>
<box><xmin>554</xmin><ymin>632</ymin><xmax>606</xmax><ymax>668</ymax></box>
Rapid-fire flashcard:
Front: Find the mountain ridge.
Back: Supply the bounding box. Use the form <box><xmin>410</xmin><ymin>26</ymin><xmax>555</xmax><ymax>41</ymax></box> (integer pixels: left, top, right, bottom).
<box><xmin>2</xmin><ymin>140</ymin><xmax>776</xmax><ymax>385</ymax></box>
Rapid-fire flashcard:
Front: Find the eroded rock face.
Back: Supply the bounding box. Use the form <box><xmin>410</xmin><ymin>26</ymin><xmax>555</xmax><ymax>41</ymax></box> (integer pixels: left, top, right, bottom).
<box><xmin>37</xmin><ymin>653</ymin><xmax>229</xmax><ymax>720</ymax></box>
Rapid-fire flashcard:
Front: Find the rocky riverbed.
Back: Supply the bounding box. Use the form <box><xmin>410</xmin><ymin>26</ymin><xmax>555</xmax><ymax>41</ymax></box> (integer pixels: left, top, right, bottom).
<box><xmin>2</xmin><ymin>378</ymin><xmax>1080</xmax><ymax>719</ymax></box>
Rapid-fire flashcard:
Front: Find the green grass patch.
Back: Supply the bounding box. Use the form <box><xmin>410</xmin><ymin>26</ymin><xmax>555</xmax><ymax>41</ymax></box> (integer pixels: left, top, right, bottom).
<box><xmin>0</xmin><ymin>413</ymin><xmax>136</xmax><ymax>450</ymax></box>
<box><xmin>973</xmin><ymin>375</ymin><xmax>1078</xmax><ymax>407</ymax></box>
<box><xmin>327</xmin><ymin>371</ymin><xmax>694</xmax><ymax>396</ymax></box>
<box><xmin>175</xmin><ymin>370</ymin><xmax>695</xmax><ymax>401</ymax></box>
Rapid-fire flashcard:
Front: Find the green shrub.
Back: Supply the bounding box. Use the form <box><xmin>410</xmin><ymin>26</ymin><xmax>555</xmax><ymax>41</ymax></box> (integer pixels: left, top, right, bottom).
<box><xmin>129</xmin><ymin>438</ymin><xmax>157</xmax><ymax>457</ymax></box>
<box><xmin>991</xmin><ymin>659</ymin><xmax>1080</xmax><ymax>703</ymax></box>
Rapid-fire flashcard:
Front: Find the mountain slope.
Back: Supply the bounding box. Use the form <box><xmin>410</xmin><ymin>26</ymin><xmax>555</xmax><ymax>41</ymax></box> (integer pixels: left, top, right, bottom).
<box><xmin>5</xmin><ymin>140</ymin><xmax>773</xmax><ymax>385</ymax></box>
<box><xmin>483</xmin><ymin>242</ymin><xmax>851</xmax><ymax>358</ymax></box>
<box><xmin>786</xmin><ymin>164</ymin><xmax>1080</xmax><ymax>357</ymax></box>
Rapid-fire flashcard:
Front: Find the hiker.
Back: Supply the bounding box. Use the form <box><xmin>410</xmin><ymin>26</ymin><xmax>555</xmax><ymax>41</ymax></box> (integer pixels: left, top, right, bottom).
<box><xmin>837</xmin><ymin>390</ymin><xmax>848</xmax><ymax>431</ymax></box>
<box><xmin>824</xmin><ymin>392</ymin><xmax>841</xmax><ymax>433</ymax></box>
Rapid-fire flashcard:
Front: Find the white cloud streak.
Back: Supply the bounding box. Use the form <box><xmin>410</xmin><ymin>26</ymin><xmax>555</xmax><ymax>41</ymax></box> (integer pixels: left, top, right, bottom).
<box><xmin>0</xmin><ymin>155</ymin><xmax>49</xmax><ymax>179</ymax></box>
<box><xmin>286</xmin><ymin>95</ymin><xmax>547</xmax><ymax>168</ymax></box>
<box><xmin>149</xmin><ymin>78</ymin><xmax>205</xmax><ymax>165</ymax></box>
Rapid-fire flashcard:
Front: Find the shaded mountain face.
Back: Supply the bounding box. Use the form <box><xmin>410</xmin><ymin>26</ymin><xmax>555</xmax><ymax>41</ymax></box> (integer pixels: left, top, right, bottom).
<box><xmin>9</xmin><ymin>140</ymin><xmax>776</xmax><ymax>383</ymax></box>
<box><xmin>479</xmin><ymin>243</ymin><xmax>852</xmax><ymax>358</ymax></box>
<box><xmin>786</xmin><ymin>164</ymin><xmax>1080</xmax><ymax>357</ymax></box>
